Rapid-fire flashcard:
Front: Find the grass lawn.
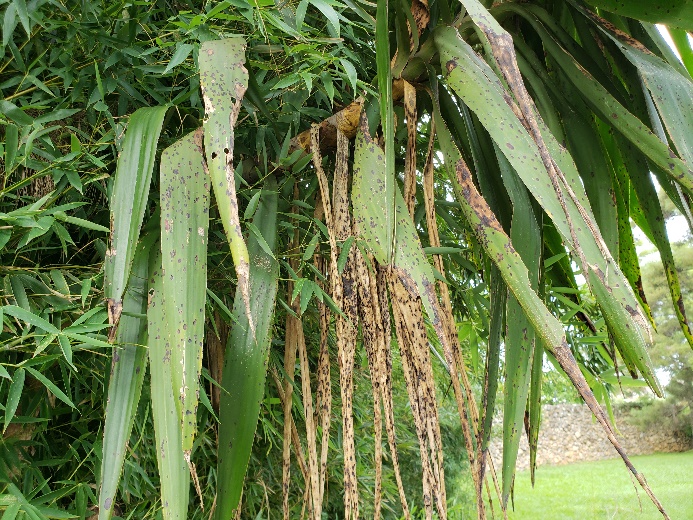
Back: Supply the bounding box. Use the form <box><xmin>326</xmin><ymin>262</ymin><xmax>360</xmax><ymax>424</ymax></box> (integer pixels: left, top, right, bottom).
<box><xmin>503</xmin><ymin>451</ymin><xmax>693</xmax><ymax>519</ymax></box>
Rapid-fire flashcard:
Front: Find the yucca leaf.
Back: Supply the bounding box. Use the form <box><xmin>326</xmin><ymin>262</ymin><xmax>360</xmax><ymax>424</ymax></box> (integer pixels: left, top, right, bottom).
<box><xmin>668</xmin><ymin>27</ymin><xmax>693</xmax><ymax>76</ymax></box>
<box><xmin>581</xmin><ymin>0</ymin><xmax>693</xmax><ymax>31</ymax></box>
<box><xmin>481</xmin><ymin>265</ymin><xmax>503</xmax><ymax>455</ymax></box>
<box><xmin>104</xmin><ymin>106</ymin><xmax>168</xmax><ymax>337</ymax></box>
<box><xmin>596</xmin><ymin>121</ymin><xmax>654</xmax><ymax>326</ymax></box>
<box><xmin>148</xmin><ymin>251</ymin><xmax>190</xmax><ymax>520</ymax></box>
<box><xmin>496</xmin><ymin>147</ymin><xmax>541</xmax><ymax>503</ymax></box>
<box><xmin>435</xmin><ymin>25</ymin><xmax>661</xmax><ymax>394</ymax></box>
<box><xmin>626</xmin><ymin>149</ymin><xmax>693</xmax><ymax>348</ymax></box>
<box><xmin>527</xmin><ymin>331</ymin><xmax>543</xmax><ymax>486</ymax></box>
<box><xmin>216</xmin><ymin>176</ymin><xmax>279</xmax><ymax>520</ymax></box>
<box><xmin>352</xmin><ymin>116</ymin><xmax>439</xmax><ymax>328</ymax></box>
<box><xmin>562</xmin><ymin>109</ymin><xmax>619</xmax><ymax>259</ymax></box>
<box><xmin>375</xmin><ymin>0</ymin><xmax>395</xmax><ymax>263</ymax></box>
<box><xmin>433</xmin><ymin>105</ymin><xmax>667</xmax><ymax>513</ymax></box>
<box><xmin>99</xmin><ymin>234</ymin><xmax>154</xmax><ymax>520</ymax></box>
<box><xmin>587</xmin><ymin>9</ymin><xmax>693</xmax><ymax>169</ymax></box>
<box><xmin>506</xmin><ymin>5</ymin><xmax>693</xmax><ymax>195</ymax></box>
<box><xmin>160</xmin><ymin>128</ymin><xmax>209</xmax><ymax>454</ymax></box>
<box><xmin>198</xmin><ymin>38</ymin><xmax>253</xmax><ymax>328</ymax></box>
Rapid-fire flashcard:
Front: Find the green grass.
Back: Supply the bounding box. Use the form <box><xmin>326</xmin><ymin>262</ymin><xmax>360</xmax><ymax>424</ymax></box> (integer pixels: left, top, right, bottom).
<box><xmin>503</xmin><ymin>451</ymin><xmax>693</xmax><ymax>519</ymax></box>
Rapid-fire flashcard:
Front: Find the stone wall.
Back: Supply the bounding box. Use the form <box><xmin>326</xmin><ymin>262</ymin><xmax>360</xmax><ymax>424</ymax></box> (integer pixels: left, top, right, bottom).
<box><xmin>488</xmin><ymin>403</ymin><xmax>692</xmax><ymax>471</ymax></box>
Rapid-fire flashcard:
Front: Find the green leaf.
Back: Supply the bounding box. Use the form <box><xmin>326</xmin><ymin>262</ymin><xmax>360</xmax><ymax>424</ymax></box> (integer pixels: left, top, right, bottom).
<box><xmin>340</xmin><ymin>58</ymin><xmax>357</xmax><ymax>94</ymax></box>
<box><xmin>496</xmin><ymin>145</ymin><xmax>541</xmax><ymax>502</ymax></box>
<box><xmin>4</xmin><ymin>124</ymin><xmax>18</xmax><ymax>171</ymax></box>
<box><xmin>54</xmin><ymin>213</ymin><xmax>109</xmax><ymax>233</ymax></box>
<box><xmin>2</xmin><ymin>305</ymin><xmax>59</xmax><ymax>334</ymax></box>
<box><xmin>337</xmin><ymin>236</ymin><xmax>355</xmax><ymax>274</ymax></box>
<box><xmin>310</xmin><ymin>0</ymin><xmax>340</xmax><ymax>37</ymax></box>
<box><xmin>3</xmin><ymin>3</ymin><xmax>17</xmax><ymax>47</ymax></box>
<box><xmin>302</xmin><ymin>232</ymin><xmax>321</xmax><ymax>261</ymax></box>
<box><xmin>243</xmin><ymin>190</ymin><xmax>262</xmax><ymax>220</ymax></box>
<box><xmin>216</xmin><ymin>176</ymin><xmax>279</xmax><ymax>520</ymax></box>
<box><xmin>105</xmin><ymin>106</ymin><xmax>168</xmax><ymax>334</ymax></box>
<box><xmin>589</xmin><ymin>8</ymin><xmax>693</xmax><ymax>169</ymax></box>
<box><xmin>160</xmin><ymin>128</ymin><xmax>209</xmax><ymax>453</ymax></box>
<box><xmin>0</xmin><ymin>100</ymin><xmax>33</xmax><ymax>126</ymax></box>
<box><xmin>13</xmin><ymin>0</ymin><xmax>30</xmax><ymax>35</ymax></box>
<box><xmin>435</xmin><ymin>24</ymin><xmax>660</xmax><ymax>394</ymax></box>
<box><xmin>163</xmin><ymin>43</ymin><xmax>194</xmax><ymax>74</ymax></box>
<box><xmin>98</xmin><ymin>237</ymin><xmax>153</xmax><ymax>520</ymax></box>
<box><xmin>4</xmin><ymin>368</ymin><xmax>25</xmax><ymax>433</ymax></box>
<box><xmin>199</xmin><ymin>38</ymin><xmax>252</xmax><ymax>327</ymax></box>
<box><xmin>375</xmin><ymin>0</ymin><xmax>395</xmax><ymax>263</ymax></box>
<box><xmin>148</xmin><ymin>251</ymin><xmax>190</xmax><ymax>520</ymax></box>
<box><xmin>511</xmin><ymin>6</ymin><xmax>693</xmax><ymax>196</ymax></box>
<box><xmin>581</xmin><ymin>0</ymin><xmax>693</xmax><ymax>31</ymax></box>
<box><xmin>24</xmin><ymin>367</ymin><xmax>75</xmax><ymax>409</ymax></box>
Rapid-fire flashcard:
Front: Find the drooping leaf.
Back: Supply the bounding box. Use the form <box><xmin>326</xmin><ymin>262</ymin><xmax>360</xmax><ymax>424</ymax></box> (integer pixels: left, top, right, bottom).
<box><xmin>148</xmin><ymin>251</ymin><xmax>190</xmax><ymax>520</ymax></box>
<box><xmin>3</xmin><ymin>368</ymin><xmax>25</xmax><ymax>433</ymax></box>
<box><xmin>435</xmin><ymin>24</ymin><xmax>660</xmax><ymax>394</ymax></box>
<box><xmin>198</xmin><ymin>38</ymin><xmax>253</xmax><ymax>330</ymax></box>
<box><xmin>98</xmin><ymin>235</ymin><xmax>154</xmax><ymax>520</ymax></box>
<box><xmin>375</xmin><ymin>0</ymin><xmax>395</xmax><ymax>263</ymax></box>
<box><xmin>159</xmin><ymin>128</ymin><xmax>209</xmax><ymax>454</ymax></box>
<box><xmin>216</xmin><ymin>177</ymin><xmax>279</xmax><ymax>519</ymax></box>
<box><xmin>496</xmin><ymin>146</ymin><xmax>542</xmax><ymax>503</ymax></box>
<box><xmin>581</xmin><ymin>0</ymin><xmax>693</xmax><ymax>31</ymax></box>
<box><xmin>104</xmin><ymin>106</ymin><xmax>168</xmax><ymax>337</ymax></box>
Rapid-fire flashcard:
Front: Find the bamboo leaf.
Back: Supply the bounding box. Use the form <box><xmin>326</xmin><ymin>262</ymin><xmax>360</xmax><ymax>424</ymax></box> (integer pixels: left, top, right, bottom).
<box><xmin>105</xmin><ymin>106</ymin><xmax>168</xmax><ymax>337</ymax></box>
<box><xmin>216</xmin><ymin>177</ymin><xmax>279</xmax><ymax>520</ymax></box>
<box><xmin>24</xmin><ymin>367</ymin><xmax>74</xmax><ymax>409</ymax></box>
<box><xmin>98</xmin><ymin>236</ymin><xmax>153</xmax><ymax>520</ymax></box>
<box><xmin>160</xmin><ymin>128</ymin><xmax>209</xmax><ymax>454</ymax></box>
<box><xmin>3</xmin><ymin>368</ymin><xmax>25</xmax><ymax>433</ymax></box>
<box><xmin>2</xmin><ymin>305</ymin><xmax>59</xmax><ymax>334</ymax></box>
<box><xmin>148</xmin><ymin>252</ymin><xmax>190</xmax><ymax>520</ymax></box>
<box><xmin>199</xmin><ymin>38</ymin><xmax>253</xmax><ymax>330</ymax></box>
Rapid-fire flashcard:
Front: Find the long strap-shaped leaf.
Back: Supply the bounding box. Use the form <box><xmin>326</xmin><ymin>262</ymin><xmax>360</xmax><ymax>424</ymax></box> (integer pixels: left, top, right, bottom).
<box><xmin>160</xmin><ymin>128</ymin><xmax>209</xmax><ymax>461</ymax></box>
<box><xmin>148</xmin><ymin>251</ymin><xmax>190</xmax><ymax>520</ymax></box>
<box><xmin>580</xmin><ymin>7</ymin><xmax>693</xmax><ymax>190</ymax></box>
<box><xmin>198</xmin><ymin>38</ymin><xmax>254</xmax><ymax>331</ymax></box>
<box><xmin>98</xmin><ymin>235</ymin><xmax>154</xmax><ymax>520</ymax></box>
<box><xmin>376</xmin><ymin>0</ymin><xmax>395</xmax><ymax>263</ymax></box>
<box><xmin>105</xmin><ymin>106</ymin><xmax>168</xmax><ymax>338</ymax></box>
<box><xmin>353</xmin><ymin>112</ymin><xmax>479</xmax><ymax>517</ymax></box>
<box><xmin>501</xmin><ymin>3</ymin><xmax>693</xmax><ymax>196</ymax></box>
<box><xmin>216</xmin><ymin>176</ymin><xmax>279</xmax><ymax>520</ymax></box>
<box><xmin>434</xmin><ymin>24</ymin><xmax>661</xmax><ymax>395</ymax></box>
<box><xmin>496</xmin><ymin>145</ymin><xmax>541</xmax><ymax>504</ymax></box>
<box><xmin>432</xmin><ymin>104</ymin><xmax>669</xmax><ymax>518</ymax></box>
<box><xmin>581</xmin><ymin>0</ymin><xmax>693</xmax><ymax>31</ymax></box>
